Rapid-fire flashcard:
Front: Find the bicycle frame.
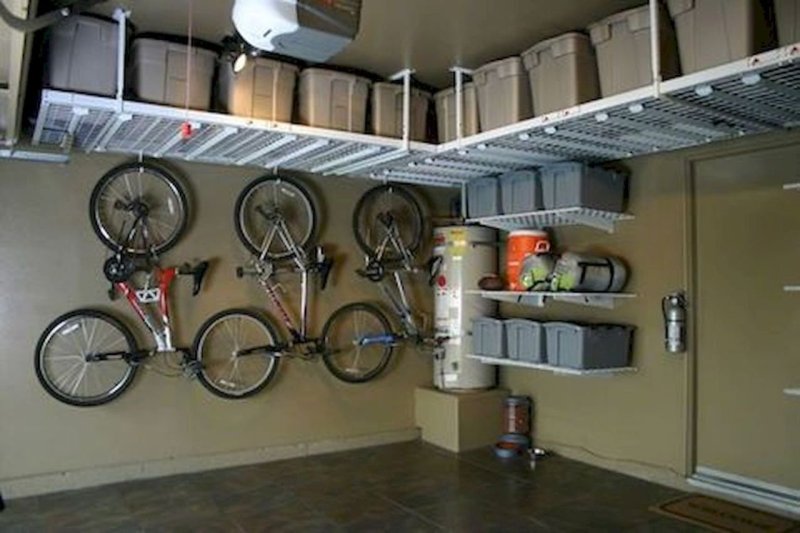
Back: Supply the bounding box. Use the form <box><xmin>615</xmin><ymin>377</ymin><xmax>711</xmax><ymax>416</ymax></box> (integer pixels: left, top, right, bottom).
<box><xmin>115</xmin><ymin>265</ymin><xmax>178</xmax><ymax>353</ymax></box>
<box><xmin>240</xmin><ymin>219</ymin><xmax>331</xmax><ymax>353</ymax></box>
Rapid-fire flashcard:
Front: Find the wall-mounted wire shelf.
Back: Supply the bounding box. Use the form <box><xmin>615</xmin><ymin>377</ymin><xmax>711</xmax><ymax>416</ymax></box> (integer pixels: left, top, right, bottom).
<box><xmin>467</xmin><ymin>354</ymin><xmax>637</xmax><ymax>376</ymax></box>
<box><xmin>466</xmin><ymin>290</ymin><xmax>636</xmax><ymax>310</ymax></box>
<box><xmin>467</xmin><ymin>208</ymin><xmax>634</xmax><ymax>233</ymax></box>
<box><xmin>31</xmin><ymin>44</ymin><xmax>800</xmax><ymax>187</ymax></box>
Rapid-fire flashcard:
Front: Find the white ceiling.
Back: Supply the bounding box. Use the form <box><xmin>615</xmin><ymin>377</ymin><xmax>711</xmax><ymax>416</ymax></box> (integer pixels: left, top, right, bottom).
<box><xmin>92</xmin><ymin>0</ymin><xmax>644</xmax><ymax>89</ymax></box>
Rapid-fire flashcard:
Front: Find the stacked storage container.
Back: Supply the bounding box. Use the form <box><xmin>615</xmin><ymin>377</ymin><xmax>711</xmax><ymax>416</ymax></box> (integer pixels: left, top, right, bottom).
<box><xmin>505</xmin><ymin>319</ymin><xmax>546</xmax><ymax>363</ymax></box>
<box><xmin>371</xmin><ymin>82</ymin><xmax>431</xmax><ymax>141</ymax></box>
<box><xmin>298</xmin><ymin>68</ymin><xmax>371</xmax><ymax>132</ymax></box>
<box><xmin>471</xmin><ymin>318</ymin><xmax>505</xmax><ymax>358</ymax></box>
<box><xmin>473</xmin><ymin>57</ymin><xmax>532</xmax><ymax>131</ymax></box>
<box><xmin>500</xmin><ymin>170</ymin><xmax>542</xmax><ymax>214</ymax></box>
<box><xmin>466</xmin><ymin>177</ymin><xmax>502</xmax><ymax>218</ymax></box>
<box><xmin>218</xmin><ymin>57</ymin><xmax>299</xmax><ymax>121</ymax></box>
<box><xmin>666</xmin><ymin>0</ymin><xmax>773</xmax><ymax>74</ymax></box>
<box><xmin>776</xmin><ymin>0</ymin><xmax>800</xmax><ymax>46</ymax></box>
<box><xmin>545</xmin><ymin>323</ymin><xmax>632</xmax><ymax>370</ymax></box>
<box><xmin>43</xmin><ymin>15</ymin><xmax>122</xmax><ymax>96</ymax></box>
<box><xmin>540</xmin><ymin>162</ymin><xmax>626</xmax><ymax>212</ymax></box>
<box><xmin>434</xmin><ymin>83</ymin><xmax>480</xmax><ymax>142</ymax></box>
<box><xmin>129</xmin><ymin>34</ymin><xmax>218</xmax><ymax>110</ymax></box>
<box><xmin>588</xmin><ymin>5</ymin><xmax>681</xmax><ymax>96</ymax></box>
<box><xmin>521</xmin><ymin>32</ymin><xmax>600</xmax><ymax>116</ymax></box>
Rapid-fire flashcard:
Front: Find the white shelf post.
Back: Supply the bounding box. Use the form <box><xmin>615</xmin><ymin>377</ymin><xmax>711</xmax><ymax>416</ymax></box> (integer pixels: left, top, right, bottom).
<box><xmin>450</xmin><ymin>67</ymin><xmax>474</xmax><ymax>146</ymax></box>
<box><xmin>113</xmin><ymin>8</ymin><xmax>130</xmax><ymax>110</ymax></box>
<box><xmin>390</xmin><ymin>68</ymin><xmax>415</xmax><ymax>152</ymax></box>
<box><xmin>649</xmin><ymin>0</ymin><xmax>662</xmax><ymax>97</ymax></box>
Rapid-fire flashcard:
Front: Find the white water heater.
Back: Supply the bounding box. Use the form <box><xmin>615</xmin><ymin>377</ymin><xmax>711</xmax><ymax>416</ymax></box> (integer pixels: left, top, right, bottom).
<box><xmin>433</xmin><ymin>226</ymin><xmax>498</xmax><ymax>391</ymax></box>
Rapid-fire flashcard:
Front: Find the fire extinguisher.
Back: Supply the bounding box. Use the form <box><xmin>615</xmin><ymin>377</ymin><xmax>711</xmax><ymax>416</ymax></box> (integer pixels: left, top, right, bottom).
<box><xmin>662</xmin><ymin>291</ymin><xmax>687</xmax><ymax>354</ymax></box>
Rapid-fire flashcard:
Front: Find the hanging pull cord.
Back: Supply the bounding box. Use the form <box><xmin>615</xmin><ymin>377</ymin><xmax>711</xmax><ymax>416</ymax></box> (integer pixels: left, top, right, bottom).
<box><xmin>0</xmin><ymin>0</ymin><xmax>108</xmax><ymax>33</ymax></box>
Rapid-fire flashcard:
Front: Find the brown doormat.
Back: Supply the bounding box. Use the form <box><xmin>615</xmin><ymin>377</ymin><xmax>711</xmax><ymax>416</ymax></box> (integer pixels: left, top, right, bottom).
<box><xmin>652</xmin><ymin>494</ymin><xmax>799</xmax><ymax>532</ymax></box>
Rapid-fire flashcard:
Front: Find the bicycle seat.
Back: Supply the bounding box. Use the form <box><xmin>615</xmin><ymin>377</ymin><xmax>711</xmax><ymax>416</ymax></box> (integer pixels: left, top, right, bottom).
<box><xmin>317</xmin><ymin>258</ymin><xmax>334</xmax><ymax>290</ymax></box>
<box><xmin>180</xmin><ymin>261</ymin><xmax>210</xmax><ymax>296</ymax></box>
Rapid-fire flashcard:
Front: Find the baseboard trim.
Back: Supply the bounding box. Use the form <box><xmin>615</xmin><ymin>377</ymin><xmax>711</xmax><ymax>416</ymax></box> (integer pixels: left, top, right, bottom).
<box><xmin>690</xmin><ymin>467</ymin><xmax>800</xmax><ymax>518</ymax></box>
<box><xmin>538</xmin><ymin>440</ymin><xmax>691</xmax><ymax>492</ymax></box>
<box><xmin>1</xmin><ymin>427</ymin><xmax>421</xmax><ymax>500</ymax></box>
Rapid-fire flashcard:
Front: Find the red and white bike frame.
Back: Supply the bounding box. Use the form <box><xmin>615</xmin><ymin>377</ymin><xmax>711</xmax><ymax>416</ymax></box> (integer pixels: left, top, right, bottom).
<box><xmin>115</xmin><ymin>265</ymin><xmax>178</xmax><ymax>352</ymax></box>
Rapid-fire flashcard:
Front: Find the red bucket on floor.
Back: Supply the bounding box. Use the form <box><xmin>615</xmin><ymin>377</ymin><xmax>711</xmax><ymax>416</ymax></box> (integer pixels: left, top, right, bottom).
<box><xmin>506</xmin><ymin>230</ymin><xmax>550</xmax><ymax>291</ymax></box>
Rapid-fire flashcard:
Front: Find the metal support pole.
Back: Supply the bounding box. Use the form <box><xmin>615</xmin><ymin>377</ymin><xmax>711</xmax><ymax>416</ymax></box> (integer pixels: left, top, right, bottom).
<box><xmin>450</xmin><ymin>67</ymin><xmax>474</xmax><ymax>145</ymax></box>
<box><xmin>390</xmin><ymin>68</ymin><xmax>415</xmax><ymax>151</ymax></box>
<box><xmin>649</xmin><ymin>0</ymin><xmax>662</xmax><ymax>97</ymax></box>
<box><xmin>113</xmin><ymin>8</ymin><xmax>130</xmax><ymax>110</ymax></box>
<box><xmin>300</xmin><ymin>269</ymin><xmax>309</xmax><ymax>339</ymax></box>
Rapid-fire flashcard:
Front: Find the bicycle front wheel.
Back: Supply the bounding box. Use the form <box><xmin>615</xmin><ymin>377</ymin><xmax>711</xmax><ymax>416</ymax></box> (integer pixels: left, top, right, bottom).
<box><xmin>321</xmin><ymin>303</ymin><xmax>394</xmax><ymax>383</ymax></box>
<box><xmin>234</xmin><ymin>175</ymin><xmax>317</xmax><ymax>259</ymax></box>
<box><xmin>89</xmin><ymin>161</ymin><xmax>188</xmax><ymax>256</ymax></box>
<box><xmin>35</xmin><ymin>309</ymin><xmax>138</xmax><ymax>407</ymax></box>
<box><xmin>352</xmin><ymin>184</ymin><xmax>424</xmax><ymax>260</ymax></box>
<box><xmin>193</xmin><ymin>309</ymin><xmax>281</xmax><ymax>399</ymax></box>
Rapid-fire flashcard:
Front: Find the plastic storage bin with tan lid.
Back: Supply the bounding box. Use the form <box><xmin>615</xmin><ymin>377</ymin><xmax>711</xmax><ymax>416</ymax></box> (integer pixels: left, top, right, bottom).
<box><xmin>473</xmin><ymin>57</ymin><xmax>532</xmax><ymax>131</ymax></box>
<box><xmin>218</xmin><ymin>57</ymin><xmax>298</xmax><ymax>121</ymax></box>
<box><xmin>371</xmin><ymin>83</ymin><xmax>431</xmax><ymax>141</ymax></box>
<box><xmin>588</xmin><ymin>5</ymin><xmax>680</xmax><ymax>97</ymax></box>
<box><xmin>667</xmin><ymin>0</ymin><xmax>774</xmax><ymax>74</ymax></box>
<box><xmin>521</xmin><ymin>33</ymin><xmax>600</xmax><ymax>116</ymax></box>
<box><xmin>298</xmin><ymin>68</ymin><xmax>371</xmax><ymax>133</ymax></box>
<box><xmin>43</xmin><ymin>15</ymin><xmax>123</xmax><ymax>96</ymax></box>
<box><xmin>434</xmin><ymin>83</ymin><xmax>480</xmax><ymax>143</ymax></box>
<box><xmin>129</xmin><ymin>34</ymin><xmax>218</xmax><ymax>110</ymax></box>
<box><xmin>0</xmin><ymin>25</ymin><xmax>10</xmax><ymax>88</ymax></box>
<box><xmin>776</xmin><ymin>0</ymin><xmax>800</xmax><ymax>46</ymax></box>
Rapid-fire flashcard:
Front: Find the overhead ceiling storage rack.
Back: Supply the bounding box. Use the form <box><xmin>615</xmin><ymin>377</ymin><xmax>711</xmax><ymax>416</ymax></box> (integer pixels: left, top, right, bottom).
<box><xmin>29</xmin><ymin>2</ymin><xmax>800</xmax><ymax>188</ymax></box>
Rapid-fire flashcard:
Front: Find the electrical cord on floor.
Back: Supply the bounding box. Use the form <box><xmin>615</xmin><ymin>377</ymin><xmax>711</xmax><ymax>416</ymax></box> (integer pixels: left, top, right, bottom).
<box><xmin>539</xmin><ymin>439</ymin><xmax>686</xmax><ymax>479</ymax></box>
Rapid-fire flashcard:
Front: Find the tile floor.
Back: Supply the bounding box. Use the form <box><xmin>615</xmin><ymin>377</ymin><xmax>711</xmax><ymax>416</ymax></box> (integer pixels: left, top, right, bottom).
<box><xmin>0</xmin><ymin>440</ymin><xmax>702</xmax><ymax>532</ymax></box>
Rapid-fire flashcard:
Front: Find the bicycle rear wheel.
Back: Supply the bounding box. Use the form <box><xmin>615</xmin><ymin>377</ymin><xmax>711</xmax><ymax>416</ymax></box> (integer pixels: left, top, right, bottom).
<box><xmin>89</xmin><ymin>161</ymin><xmax>188</xmax><ymax>256</ymax></box>
<box><xmin>321</xmin><ymin>302</ymin><xmax>394</xmax><ymax>383</ymax></box>
<box><xmin>193</xmin><ymin>309</ymin><xmax>281</xmax><ymax>399</ymax></box>
<box><xmin>34</xmin><ymin>309</ymin><xmax>138</xmax><ymax>407</ymax></box>
<box><xmin>352</xmin><ymin>184</ymin><xmax>424</xmax><ymax>260</ymax></box>
<box><xmin>234</xmin><ymin>175</ymin><xmax>317</xmax><ymax>259</ymax></box>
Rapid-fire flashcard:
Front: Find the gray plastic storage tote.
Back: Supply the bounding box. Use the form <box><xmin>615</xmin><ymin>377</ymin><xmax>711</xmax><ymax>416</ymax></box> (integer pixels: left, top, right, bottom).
<box><xmin>467</xmin><ymin>178</ymin><xmax>502</xmax><ymax>218</ymax></box>
<box><xmin>500</xmin><ymin>170</ymin><xmax>542</xmax><ymax>214</ymax></box>
<box><xmin>218</xmin><ymin>57</ymin><xmax>298</xmax><ymax>121</ymax></box>
<box><xmin>505</xmin><ymin>319</ymin><xmax>545</xmax><ymax>363</ymax></box>
<box><xmin>545</xmin><ymin>322</ymin><xmax>632</xmax><ymax>369</ymax></box>
<box><xmin>44</xmin><ymin>15</ymin><xmax>122</xmax><ymax>96</ymax></box>
<box><xmin>540</xmin><ymin>162</ymin><xmax>626</xmax><ymax>212</ymax></box>
<box><xmin>472</xmin><ymin>317</ymin><xmax>505</xmax><ymax>358</ymax></box>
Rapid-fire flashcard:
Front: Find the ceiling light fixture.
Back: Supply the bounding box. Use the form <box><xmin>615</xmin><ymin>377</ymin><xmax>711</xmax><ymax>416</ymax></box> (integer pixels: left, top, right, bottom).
<box><xmin>233</xmin><ymin>52</ymin><xmax>248</xmax><ymax>73</ymax></box>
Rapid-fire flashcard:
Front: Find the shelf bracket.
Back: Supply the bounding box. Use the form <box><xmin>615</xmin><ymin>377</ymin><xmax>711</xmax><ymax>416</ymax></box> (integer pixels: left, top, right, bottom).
<box><xmin>311</xmin><ymin>145</ymin><xmax>383</xmax><ymax>174</ymax></box>
<box><xmin>563</xmin><ymin>212</ymin><xmax>617</xmax><ymax>234</ymax></box>
<box><xmin>185</xmin><ymin>126</ymin><xmax>239</xmax><ymax>160</ymax></box>
<box><xmin>235</xmin><ymin>135</ymin><xmax>297</xmax><ymax>166</ymax></box>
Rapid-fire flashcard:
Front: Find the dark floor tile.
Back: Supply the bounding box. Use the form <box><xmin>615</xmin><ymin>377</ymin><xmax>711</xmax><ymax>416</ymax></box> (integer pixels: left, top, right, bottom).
<box><xmin>228</xmin><ymin>501</ymin><xmax>337</xmax><ymax>533</ymax></box>
<box><xmin>627</xmin><ymin>516</ymin><xmax>707</xmax><ymax>532</ymax></box>
<box><xmin>415</xmin><ymin>499</ymin><xmax>547</xmax><ymax>533</ymax></box>
<box><xmin>0</xmin><ymin>516</ymin><xmax>48</xmax><ymax>533</ymax></box>
<box><xmin>341</xmin><ymin>508</ymin><xmax>443</xmax><ymax>533</ymax></box>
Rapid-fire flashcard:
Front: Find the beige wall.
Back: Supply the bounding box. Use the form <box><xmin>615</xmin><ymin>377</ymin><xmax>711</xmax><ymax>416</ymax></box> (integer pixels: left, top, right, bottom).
<box><xmin>501</xmin><ymin>131</ymin><xmax>800</xmax><ymax>487</ymax></box>
<box><xmin>0</xmin><ymin>153</ymin><xmax>452</xmax><ymax>497</ymax></box>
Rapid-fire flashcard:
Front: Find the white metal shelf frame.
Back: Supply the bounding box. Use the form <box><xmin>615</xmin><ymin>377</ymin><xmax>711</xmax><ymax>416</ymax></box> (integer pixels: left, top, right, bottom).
<box><xmin>466</xmin><ymin>290</ymin><xmax>636</xmax><ymax>310</ymax></box>
<box><xmin>29</xmin><ymin>3</ymin><xmax>800</xmax><ymax>188</ymax></box>
<box><xmin>466</xmin><ymin>354</ymin><xmax>637</xmax><ymax>376</ymax></box>
<box><xmin>467</xmin><ymin>208</ymin><xmax>634</xmax><ymax>233</ymax></box>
